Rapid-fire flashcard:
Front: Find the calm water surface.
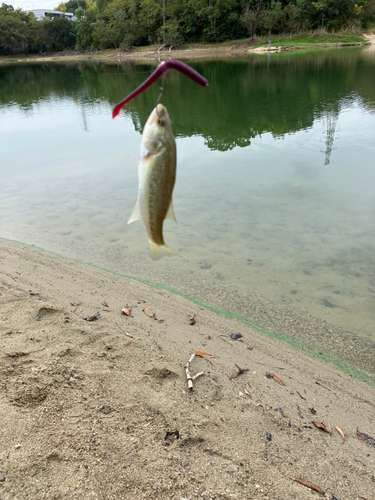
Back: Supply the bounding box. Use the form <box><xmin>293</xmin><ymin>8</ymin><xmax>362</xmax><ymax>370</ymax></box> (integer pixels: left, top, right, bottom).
<box><xmin>1</xmin><ymin>47</ymin><xmax>374</xmax><ymax>375</ymax></box>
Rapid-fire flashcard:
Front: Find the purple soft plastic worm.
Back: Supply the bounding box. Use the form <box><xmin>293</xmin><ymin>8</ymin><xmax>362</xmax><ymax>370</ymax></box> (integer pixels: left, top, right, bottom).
<box><xmin>112</xmin><ymin>59</ymin><xmax>208</xmax><ymax>118</ymax></box>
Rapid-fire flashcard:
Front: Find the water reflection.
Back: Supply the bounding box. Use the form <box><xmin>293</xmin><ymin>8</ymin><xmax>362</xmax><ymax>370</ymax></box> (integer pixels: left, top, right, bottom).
<box><xmin>1</xmin><ymin>48</ymin><xmax>375</xmax><ymax>156</ymax></box>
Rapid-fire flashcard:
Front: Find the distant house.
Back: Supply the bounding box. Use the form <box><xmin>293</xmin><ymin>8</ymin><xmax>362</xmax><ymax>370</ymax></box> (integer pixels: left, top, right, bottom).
<box><xmin>23</xmin><ymin>9</ymin><xmax>77</xmax><ymax>21</ymax></box>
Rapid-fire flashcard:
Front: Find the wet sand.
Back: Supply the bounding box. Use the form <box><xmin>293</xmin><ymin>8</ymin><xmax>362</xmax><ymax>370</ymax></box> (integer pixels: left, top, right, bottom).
<box><xmin>1</xmin><ymin>239</ymin><xmax>374</xmax><ymax>499</ymax></box>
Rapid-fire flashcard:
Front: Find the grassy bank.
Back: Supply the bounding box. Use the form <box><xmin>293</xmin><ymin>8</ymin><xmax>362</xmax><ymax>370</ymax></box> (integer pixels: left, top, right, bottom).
<box><xmin>252</xmin><ymin>32</ymin><xmax>368</xmax><ymax>49</ymax></box>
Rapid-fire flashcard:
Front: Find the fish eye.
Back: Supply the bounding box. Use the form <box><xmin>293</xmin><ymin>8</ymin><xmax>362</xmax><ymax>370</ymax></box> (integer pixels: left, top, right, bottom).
<box><xmin>157</xmin><ymin>118</ymin><xmax>164</xmax><ymax>126</ymax></box>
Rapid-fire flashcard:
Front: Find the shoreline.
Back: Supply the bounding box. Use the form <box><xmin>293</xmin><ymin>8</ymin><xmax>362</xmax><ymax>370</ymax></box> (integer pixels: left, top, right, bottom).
<box><xmin>1</xmin><ymin>238</ymin><xmax>375</xmax><ymax>498</ymax></box>
<box><xmin>0</xmin><ymin>36</ymin><xmax>372</xmax><ymax>65</ymax></box>
<box><xmin>3</xmin><ymin>237</ymin><xmax>374</xmax><ymax>386</ymax></box>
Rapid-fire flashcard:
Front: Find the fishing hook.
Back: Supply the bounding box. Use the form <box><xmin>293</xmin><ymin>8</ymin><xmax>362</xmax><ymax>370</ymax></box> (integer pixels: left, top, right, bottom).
<box><xmin>155</xmin><ymin>86</ymin><xmax>164</xmax><ymax>116</ymax></box>
<box><xmin>112</xmin><ymin>60</ymin><xmax>208</xmax><ymax>119</ymax></box>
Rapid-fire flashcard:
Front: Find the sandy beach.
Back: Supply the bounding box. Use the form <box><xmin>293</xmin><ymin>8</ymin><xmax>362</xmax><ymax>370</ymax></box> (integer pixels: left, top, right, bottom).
<box><xmin>0</xmin><ymin>238</ymin><xmax>374</xmax><ymax>499</ymax></box>
<box><xmin>0</xmin><ymin>43</ymin><xmax>255</xmax><ymax>65</ymax></box>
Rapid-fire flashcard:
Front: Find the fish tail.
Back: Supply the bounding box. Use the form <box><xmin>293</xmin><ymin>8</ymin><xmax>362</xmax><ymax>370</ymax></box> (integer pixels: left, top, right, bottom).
<box><xmin>149</xmin><ymin>240</ymin><xmax>177</xmax><ymax>260</ymax></box>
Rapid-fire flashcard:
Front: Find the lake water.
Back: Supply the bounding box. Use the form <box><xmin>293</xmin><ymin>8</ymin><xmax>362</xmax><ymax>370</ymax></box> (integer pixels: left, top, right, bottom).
<box><xmin>1</xmin><ymin>47</ymin><xmax>374</xmax><ymax>377</ymax></box>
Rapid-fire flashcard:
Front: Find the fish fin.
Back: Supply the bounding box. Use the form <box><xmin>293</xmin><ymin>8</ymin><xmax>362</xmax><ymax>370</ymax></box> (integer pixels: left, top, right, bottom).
<box><xmin>165</xmin><ymin>199</ymin><xmax>177</xmax><ymax>222</ymax></box>
<box><xmin>128</xmin><ymin>200</ymin><xmax>142</xmax><ymax>224</ymax></box>
<box><xmin>149</xmin><ymin>240</ymin><xmax>177</xmax><ymax>260</ymax></box>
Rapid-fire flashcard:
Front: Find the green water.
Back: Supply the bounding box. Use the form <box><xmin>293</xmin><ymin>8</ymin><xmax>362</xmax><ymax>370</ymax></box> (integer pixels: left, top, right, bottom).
<box><xmin>1</xmin><ymin>47</ymin><xmax>375</xmax><ymax>376</ymax></box>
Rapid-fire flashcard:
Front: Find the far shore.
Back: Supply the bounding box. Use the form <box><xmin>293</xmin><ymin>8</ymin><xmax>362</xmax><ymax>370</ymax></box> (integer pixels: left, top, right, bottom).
<box><xmin>0</xmin><ymin>34</ymin><xmax>373</xmax><ymax>65</ymax></box>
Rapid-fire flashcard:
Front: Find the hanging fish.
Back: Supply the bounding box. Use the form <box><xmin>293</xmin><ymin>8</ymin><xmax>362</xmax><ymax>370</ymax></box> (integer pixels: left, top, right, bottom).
<box><xmin>128</xmin><ymin>103</ymin><xmax>177</xmax><ymax>259</ymax></box>
<box><xmin>113</xmin><ymin>60</ymin><xmax>208</xmax><ymax>258</ymax></box>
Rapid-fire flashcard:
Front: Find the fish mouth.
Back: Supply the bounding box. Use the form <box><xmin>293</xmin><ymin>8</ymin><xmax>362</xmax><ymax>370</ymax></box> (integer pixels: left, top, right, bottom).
<box><xmin>155</xmin><ymin>104</ymin><xmax>167</xmax><ymax>118</ymax></box>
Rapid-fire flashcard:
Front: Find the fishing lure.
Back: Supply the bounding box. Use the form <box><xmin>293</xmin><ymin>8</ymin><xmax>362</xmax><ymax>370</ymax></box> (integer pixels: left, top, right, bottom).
<box><xmin>112</xmin><ymin>59</ymin><xmax>208</xmax><ymax>118</ymax></box>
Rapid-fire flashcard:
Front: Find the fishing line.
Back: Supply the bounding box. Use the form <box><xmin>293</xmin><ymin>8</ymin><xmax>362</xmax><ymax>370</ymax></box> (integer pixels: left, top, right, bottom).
<box><xmin>156</xmin><ymin>0</ymin><xmax>166</xmax><ymax>114</ymax></box>
<box><xmin>156</xmin><ymin>82</ymin><xmax>164</xmax><ymax>110</ymax></box>
<box><xmin>162</xmin><ymin>0</ymin><xmax>166</xmax><ymax>46</ymax></box>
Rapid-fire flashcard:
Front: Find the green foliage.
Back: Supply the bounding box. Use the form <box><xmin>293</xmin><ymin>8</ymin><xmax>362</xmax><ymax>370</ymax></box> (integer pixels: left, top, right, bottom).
<box><xmin>35</xmin><ymin>17</ymin><xmax>76</xmax><ymax>52</ymax></box>
<box><xmin>75</xmin><ymin>6</ymin><xmax>84</xmax><ymax>18</ymax></box>
<box><xmin>253</xmin><ymin>31</ymin><xmax>364</xmax><ymax>47</ymax></box>
<box><xmin>188</xmin><ymin>0</ymin><xmax>241</xmax><ymax>41</ymax></box>
<box><xmin>283</xmin><ymin>3</ymin><xmax>302</xmax><ymax>31</ymax></box>
<box><xmin>138</xmin><ymin>0</ymin><xmax>162</xmax><ymax>43</ymax></box>
<box><xmin>0</xmin><ymin>3</ymin><xmax>14</xmax><ymax>12</ymax></box>
<box><xmin>0</xmin><ymin>5</ymin><xmax>33</xmax><ymax>55</ymax></box>
<box><xmin>263</xmin><ymin>0</ymin><xmax>284</xmax><ymax>35</ymax></box>
<box><xmin>55</xmin><ymin>2</ymin><xmax>66</xmax><ymax>11</ymax></box>
<box><xmin>240</xmin><ymin>2</ymin><xmax>265</xmax><ymax>37</ymax></box>
<box><xmin>156</xmin><ymin>18</ymin><xmax>184</xmax><ymax>45</ymax></box>
<box><xmin>0</xmin><ymin>0</ymin><xmax>374</xmax><ymax>55</ymax></box>
<box><xmin>76</xmin><ymin>6</ymin><xmax>98</xmax><ymax>48</ymax></box>
<box><xmin>92</xmin><ymin>0</ymin><xmax>146</xmax><ymax>49</ymax></box>
<box><xmin>65</xmin><ymin>0</ymin><xmax>87</xmax><ymax>12</ymax></box>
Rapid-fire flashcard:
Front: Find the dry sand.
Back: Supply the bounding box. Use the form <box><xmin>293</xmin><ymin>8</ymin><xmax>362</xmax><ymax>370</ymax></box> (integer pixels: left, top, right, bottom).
<box><xmin>0</xmin><ymin>239</ymin><xmax>375</xmax><ymax>500</ymax></box>
<box><xmin>0</xmin><ymin>44</ymin><xmax>254</xmax><ymax>65</ymax></box>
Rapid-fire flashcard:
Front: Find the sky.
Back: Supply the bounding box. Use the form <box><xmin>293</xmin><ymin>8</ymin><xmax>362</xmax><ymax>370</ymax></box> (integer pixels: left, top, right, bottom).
<box><xmin>9</xmin><ymin>0</ymin><xmax>65</xmax><ymax>10</ymax></box>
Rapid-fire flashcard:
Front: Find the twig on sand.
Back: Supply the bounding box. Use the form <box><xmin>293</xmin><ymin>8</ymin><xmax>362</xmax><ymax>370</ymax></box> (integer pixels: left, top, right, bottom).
<box><xmin>125</xmin><ymin>333</ymin><xmax>138</xmax><ymax>340</ymax></box>
<box><xmin>185</xmin><ymin>352</ymin><xmax>204</xmax><ymax>390</ymax></box>
<box><xmin>229</xmin><ymin>365</ymin><xmax>249</xmax><ymax>380</ymax></box>
<box><xmin>266</xmin><ymin>373</ymin><xmax>285</xmax><ymax>385</ymax></box>
<box><xmin>290</xmin><ymin>477</ymin><xmax>325</xmax><ymax>494</ymax></box>
<box><xmin>243</xmin><ymin>388</ymin><xmax>251</xmax><ymax>398</ymax></box>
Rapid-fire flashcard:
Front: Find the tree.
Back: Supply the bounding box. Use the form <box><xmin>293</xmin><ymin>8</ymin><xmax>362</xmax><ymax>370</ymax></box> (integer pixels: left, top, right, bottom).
<box><xmin>36</xmin><ymin>17</ymin><xmax>76</xmax><ymax>52</ymax></box>
<box><xmin>263</xmin><ymin>0</ymin><xmax>283</xmax><ymax>35</ymax></box>
<box><xmin>138</xmin><ymin>0</ymin><xmax>162</xmax><ymax>43</ymax></box>
<box><xmin>91</xmin><ymin>0</ymin><xmax>142</xmax><ymax>49</ymax></box>
<box><xmin>240</xmin><ymin>1</ymin><xmax>264</xmax><ymax>37</ymax></box>
<box><xmin>283</xmin><ymin>2</ymin><xmax>301</xmax><ymax>32</ymax></box>
<box><xmin>65</xmin><ymin>0</ymin><xmax>87</xmax><ymax>12</ymax></box>
<box><xmin>188</xmin><ymin>0</ymin><xmax>240</xmax><ymax>41</ymax></box>
<box><xmin>0</xmin><ymin>5</ymin><xmax>29</xmax><ymax>54</ymax></box>
<box><xmin>55</xmin><ymin>2</ymin><xmax>66</xmax><ymax>11</ymax></box>
<box><xmin>76</xmin><ymin>5</ymin><xmax>98</xmax><ymax>48</ymax></box>
<box><xmin>0</xmin><ymin>2</ymin><xmax>14</xmax><ymax>12</ymax></box>
<box><xmin>91</xmin><ymin>18</ymin><xmax>120</xmax><ymax>47</ymax></box>
<box><xmin>312</xmin><ymin>0</ymin><xmax>357</xmax><ymax>29</ymax></box>
<box><xmin>313</xmin><ymin>0</ymin><xmax>329</xmax><ymax>27</ymax></box>
<box><xmin>361</xmin><ymin>0</ymin><xmax>375</xmax><ymax>28</ymax></box>
<box><xmin>156</xmin><ymin>18</ymin><xmax>183</xmax><ymax>45</ymax></box>
<box><xmin>75</xmin><ymin>6</ymin><xmax>85</xmax><ymax>18</ymax></box>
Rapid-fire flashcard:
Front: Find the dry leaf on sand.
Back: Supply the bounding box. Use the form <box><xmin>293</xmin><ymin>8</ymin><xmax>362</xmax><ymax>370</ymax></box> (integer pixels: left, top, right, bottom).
<box><xmin>195</xmin><ymin>350</ymin><xmax>215</xmax><ymax>360</ymax></box>
<box><xmin>312</xmin><ymin>421</ymin><xmax>332</xmax><ymax>434</ymax></box>
<box><xmin>122</xmin><ymin>306</ymin><xmax>132</xmax><ymax>316</ymax></box>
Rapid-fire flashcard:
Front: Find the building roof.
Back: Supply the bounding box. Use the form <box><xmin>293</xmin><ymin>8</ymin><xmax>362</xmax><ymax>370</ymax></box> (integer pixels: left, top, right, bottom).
<box><xmin>23</xmin><ymin>9</ymin><xmax>76</xmax><ymax>19</ymax></box>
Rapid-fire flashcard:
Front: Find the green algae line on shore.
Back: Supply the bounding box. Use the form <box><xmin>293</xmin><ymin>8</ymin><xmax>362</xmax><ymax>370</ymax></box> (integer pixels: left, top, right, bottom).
<box><xmin>2</xmin><ymin>237</ymin><xmax>374</xmax><ymax>387</ymax></box>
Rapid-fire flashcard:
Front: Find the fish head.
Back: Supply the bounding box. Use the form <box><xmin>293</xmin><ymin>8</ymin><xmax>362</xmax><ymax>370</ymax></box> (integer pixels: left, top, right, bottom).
<box><xmin>143</xmin><ymin>104</ymin><xmax>174</xmax><ymax>147</ymax></box>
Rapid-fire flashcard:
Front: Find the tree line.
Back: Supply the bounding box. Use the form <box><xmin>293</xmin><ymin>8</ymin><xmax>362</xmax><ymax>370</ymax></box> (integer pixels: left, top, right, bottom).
<box><xmin>1</xmin><ymin>0</ymin><xmax>374</xmax><ymax>55</ymax></box>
